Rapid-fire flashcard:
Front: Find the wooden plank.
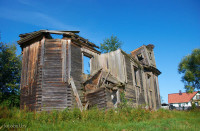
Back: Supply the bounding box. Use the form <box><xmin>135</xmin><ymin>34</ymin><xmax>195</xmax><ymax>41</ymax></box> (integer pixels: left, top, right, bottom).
<box><xmin>147</xmin><ymin>74</ymin><xmax>152</xmax><ymax>108</ymax></box>
<box><xmin>155</xmin><ymin>76</ymin><xmax>161</xmax><ymax>108</ymax></box>
<box><xmin>116</xmin><ymin>89</ymin><xmax>120</xmax><ymax>108</ymax></box>
<box><xmin>151</xmin><ymin>74</ymin><xmax>157</xmax><ymax>110</ymax></box>
<box><xmin>84</xmin><ymin>101</ymin><xmax>89</xmax><ymax>110</ymax></box>
<box><xmin>40</xmin><ymin>38</ymin><xmax>45</xmax><ymax>66</ymax></box>
<box><xmin>20</xmin><ymin>47</ymin><xmax>25</xmax><ymax>89</ymax></box>
<box><xmin>68</xmin><ymin>40</ymin><xmax>71</xmax><ymax>78</ymax></box>
<box><xmin>62</xmin><ymin>40</ymin><xmax>67</xmax><ymax>82</ymax></box>
<box><xmin>69</xmin><ymin>77</ymin><xmax>83</xmax><ymax>111</ymax></box>
<box><xmin>96</xmin><ymin>71</ymin><xmax>102</xmax><ymax>88</ymax></box>
<box><xmin>102</xmin><ymin>70</ymin><xmax>110</xmax><ymax>85</ymax></box>
<box><xmin>40</xmin><ymin>38</ymin><xmax>45</xmax><ymax>106</ymax></box>
<box><xmin>141</xmin><ymin>70</ymin><xmax>148</xmax><ymax>106</ymax></box>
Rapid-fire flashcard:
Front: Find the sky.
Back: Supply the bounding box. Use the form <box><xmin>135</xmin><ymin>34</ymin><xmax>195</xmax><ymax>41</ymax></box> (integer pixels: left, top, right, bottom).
<box><xmin>0</xmin><ymin>0</ymin><xmax>199</xmax><ymax>103</ymax></box>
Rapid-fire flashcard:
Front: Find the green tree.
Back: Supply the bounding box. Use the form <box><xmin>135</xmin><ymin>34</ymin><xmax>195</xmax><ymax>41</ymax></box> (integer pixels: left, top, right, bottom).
<box><xmin>100</xmin><ymin>34</ymin><xmax>122</xmax><ymax>53</ymax></box>
<box><xmin>0</xmin><ymin>42</ymin><xmax>21</xmax><ymax>107</ymax></box>
<box><xmin>178</xmin><ymin>48</ymin><xmax>200</xmax><ymax>92</ymax></box>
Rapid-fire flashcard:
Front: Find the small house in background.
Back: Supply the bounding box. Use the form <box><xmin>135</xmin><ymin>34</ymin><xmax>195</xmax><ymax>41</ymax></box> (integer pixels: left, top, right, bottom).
<box><xmin>18</xmin><ymin>30</ymin><xmax>161</xmax><ymax>111</ymax></box>
<box><xmin>168</xmin><ymin>91</ymin><xmax>200</xmax><ymax>110</ymax></box>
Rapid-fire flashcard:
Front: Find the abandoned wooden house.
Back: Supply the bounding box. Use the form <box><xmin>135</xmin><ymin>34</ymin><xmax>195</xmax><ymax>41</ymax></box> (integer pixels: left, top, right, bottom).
<box><xmin>18</xmin><ymin>30</ymin><xmax>161</xmax><ymax>111</ymax></box>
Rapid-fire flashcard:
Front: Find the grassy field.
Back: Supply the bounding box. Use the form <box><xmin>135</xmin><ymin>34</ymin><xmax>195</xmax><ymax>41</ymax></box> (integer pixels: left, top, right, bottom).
<box><xmin>0</xmin><ymin>106</ymin><xmax>200</xmax><ymax>131</ymax></box>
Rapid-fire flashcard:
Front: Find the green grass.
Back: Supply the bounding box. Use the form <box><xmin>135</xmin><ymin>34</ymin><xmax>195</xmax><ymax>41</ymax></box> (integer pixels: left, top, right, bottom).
<box><xmin>0</xmin><ymin>106</ymin><xmax>200</xmax><ymax>131</ymax></box>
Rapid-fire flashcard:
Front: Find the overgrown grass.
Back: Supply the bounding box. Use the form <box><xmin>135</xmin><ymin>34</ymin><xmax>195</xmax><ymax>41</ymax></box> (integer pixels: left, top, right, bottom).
<box><xmin>0</xmin><ymin>106</ymin><xmax>200</xmax><ymax>130</ymax></box>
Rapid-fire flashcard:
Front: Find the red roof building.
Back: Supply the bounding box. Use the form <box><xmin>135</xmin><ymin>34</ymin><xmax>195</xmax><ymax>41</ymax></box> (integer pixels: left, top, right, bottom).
<box><xmin>168</xmin><ymin>91</ymin><xmax>198</xmax><ymax>104</ymax></box>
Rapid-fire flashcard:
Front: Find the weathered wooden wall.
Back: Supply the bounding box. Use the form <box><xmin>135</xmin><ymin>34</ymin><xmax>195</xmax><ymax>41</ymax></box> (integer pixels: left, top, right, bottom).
<box><xmin>19</xmin><ymin>31</ymin><xmax>161</xmax><ymax>111</ymax></box>
<box><xmin>143</xmin><ymin>72</ymin><xmax>161</xmax><ymax>109</ymax></box>
<box><xmin>86</xmin><ymin>88</ymin><xmax>108</xmax><ymax>109</ymax></box>
<box><xmin>40</xmin><ymin>39</ymin><xmax>73</xmax><ymax>111</ymax></box>
<box><xmin>91</xmin><ymin>49</ymin><xmax>126</xmax><ymax>83</ymax></box>
<box><xmin>20</xmin><ymin>41</ymin><xmax>40</xmax><ymax>110</ymax></box>
<box><xmin>70</xmin><ymin>42</ymin><xmax>83</xmax><ymax>105</ymax></box>
<box><xmin>91</xmin><ymin>49</ymin><xmax>161</xmax><ymax>109</ymax></box>
<box><xmin>131</xmin><ymin>46</ymin><xmax>150</xmax><ymax>66</ymax></box>
<box><xmin>124</xmin><ymin>55</ymin><xmax>137</xmax><ymax>106</ymax></box>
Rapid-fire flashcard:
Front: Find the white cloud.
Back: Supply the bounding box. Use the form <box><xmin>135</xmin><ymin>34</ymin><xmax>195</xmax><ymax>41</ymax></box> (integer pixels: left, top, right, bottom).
<box><xmin>0</xmin><ymin>8</ymin><xmax>77</xmax><ymax>30</ymax></box>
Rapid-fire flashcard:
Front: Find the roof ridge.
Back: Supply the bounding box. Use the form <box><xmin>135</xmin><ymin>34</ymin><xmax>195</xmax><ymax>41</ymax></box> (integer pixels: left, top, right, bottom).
<box><xmin>168</xmin><ymin>91</ymin><xmax>198</xmax><ymax>95</ymax></box>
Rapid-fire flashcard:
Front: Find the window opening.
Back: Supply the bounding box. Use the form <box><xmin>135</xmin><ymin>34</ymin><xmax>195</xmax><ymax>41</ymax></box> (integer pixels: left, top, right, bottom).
<box><xmin>83</xmin><ymin>55</ymin><xmax>91</xmax><ymax>74</ymax></box>
<box><xmin>149</xmin><ymin>52</ymin><xmax>152</xmax><ymax>60</ymax></box>
<box><xmin>134</xmin><ymin>67</ymin><xmax>138</xmax><ymax>86</ymax></box>
<box><xmin>137</xmin><ymin>53</ymin><xmax>144</xmax><ymax>61</ymax></box>
<box><xmin>51</xmin><ymin>34</ymin><xmax>63</xmax><ymax>39</ymax></box>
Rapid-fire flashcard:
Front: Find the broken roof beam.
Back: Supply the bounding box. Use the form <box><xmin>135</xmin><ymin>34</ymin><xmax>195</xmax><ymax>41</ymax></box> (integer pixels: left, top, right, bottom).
<box><xmin>40</xmin><ymin>30</ymin><xmax>79</xmax><ymax>35</ymax></box>
<box><xmin>69</xmin><ymin>77</ymin><xmax>83</xmax><ymax>112</ymax></box>
<box><xmin>19</xmin><ymin>30</ymin><xmax>79</xmax><ymax>37</ymax></box>
<box><xmin>18</xmin><ymin>30</ymin><xmax>79</xmax><ymax>44</ymax></box>
<box><xmin>71</xmin><ymin>37</ymin><xmax>100</xmax><ymax>53</ymax></box>
<box><xmin>73</xmin><ymin>34</ymin><xmax>99</xmax><ymax>48</ymax></box>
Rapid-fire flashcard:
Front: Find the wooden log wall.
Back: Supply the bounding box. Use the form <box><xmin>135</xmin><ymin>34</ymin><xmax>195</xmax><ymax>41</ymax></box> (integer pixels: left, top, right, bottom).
<box><xmin>146</xmin><ymin>73</ymin><xmax>152</xmax><ymax>108</ymax></box>
<box><xmin>41</xmin><ymin>39</ymin><xmax>72</xmax><ymax>111</ymax></box>
<box><xmin>155</xmin><ymin>76</ymin><xmax>161</xmax><ymax>108</ymax></box>
<box><xmin>124</xmin><ymin>55</ymin><xmax>137</xmax><ymax>105</ymax></box>
<box><xmin>133</xmin><ymin>46</ymin><xmax>150</xmax><ymax>66</ymax></box>
<box><xmin>86</xmin><ymin>88</ymin><xmax>107</xmax><ymax>109</ymax></box>
<box><xmin>90</xmin><ymin>48</ymin><xmax>161</xmax><ymax>109</ymax></box>
<box><xmin>70</xmin><ymin>42</ymin><xmax>84</xmax><ymax>104</ymax></box>
<box><xmin>35</xmin><ymin>39</ymin><xmax>43</xmax><ymax>111</ymax></box>
<box><xmin>143</xmin><ymin>72</ymin><xmax>161</xmax><ymax>109</ymax></box>
<box><xmin>19</xmin><ymin>35</ymin><xmax>161</xmax><ymax>111</ymax></box>
<box><xmin>154</xmin><ymin>75</ymin><xmax>160</xmax><ymax>109</ymax></box>
<box><xmin>146</xmin><ymin>48</ymin><xmax>157</xmax><ymax>67</ymax></box>
<box><xmin>150</xmin><ymin>73</ymin><xmax>156</xmax><ymax>109</ymax></box>
<box><xmin>20</xmin><ymin>41</ymin><xmax>40</xmax><ymax>110</ymax></box>
<box><xmin>138</xmin><ymin>70</ymin><xmax>146</xmax><ymax>106</ymax></box>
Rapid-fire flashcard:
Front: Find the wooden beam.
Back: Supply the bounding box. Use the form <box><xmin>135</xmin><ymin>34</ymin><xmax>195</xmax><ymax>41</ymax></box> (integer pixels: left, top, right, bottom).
<box><xmin>102</xmin><ymin>70</ymin><xmax>110</xmax><ymax>85</ymax></box>
<box><xmin>62</xmin><ymin>40</ymin><xmax>67</xmax><ymax>82</ymax></box>
<box><xmin>68</xmin><ymin>40</ymin><xmax>71</xmax><ymax>78</ymax></box>
<box><xmin>84</xmin><ymin>101</ymin><xmax>89</xmax><ymax>110</ymax></box>
<box><xmin>116</xmin><ymin>89</ymin><xmax>120</xmax><ymax>108</ymax></box>
<box><xmin>69</xmin><ymin>77</ymin><xmax>83</xmax><ymax>112</ymax></box>
<box><xmin>97</xmin><ymin>71</ymin><xmax>102</xmax><ymax>88</ymax></box>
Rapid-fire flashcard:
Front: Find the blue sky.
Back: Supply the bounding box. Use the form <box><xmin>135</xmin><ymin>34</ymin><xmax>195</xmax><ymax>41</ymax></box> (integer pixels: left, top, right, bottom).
<box><xmin>0</xmin><ymin>0</ymin><xmax>199</xmax><ymax>103</ymax></box>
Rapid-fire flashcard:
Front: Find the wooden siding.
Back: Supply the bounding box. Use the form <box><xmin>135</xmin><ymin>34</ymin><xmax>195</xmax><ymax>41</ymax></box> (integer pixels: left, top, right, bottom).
<box><xmin>20</xmin><ymin>41</ymin><xmax>40</xmax><ymax>110</ymax></box>
<box><xmin>124</xmin><ymin>55</ymin><xmax>133</xmax><ymax>86</ymax></box>
<box><xmin>91</xmin><ymin>49</ymin><xmax>126</xmax><ymax>83</ymax></box>
<box><xmin>138</xmin><ymin>70</ymin><xmax>146</xmax><ymax>105</ymax></box>
<box><xmin>70</xmin><ymin>42</ymin><xmax>83</xmax><ymax>104</ymax></box>
<box><xmin>41</xmin><ymin>39</ymin><xmax>72</xmax><ymax>111</ymax></box>
<box><xmin>86</xmin><ymin>88</ymin><xmax>107</xmax><ymax>109</ymax></box>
